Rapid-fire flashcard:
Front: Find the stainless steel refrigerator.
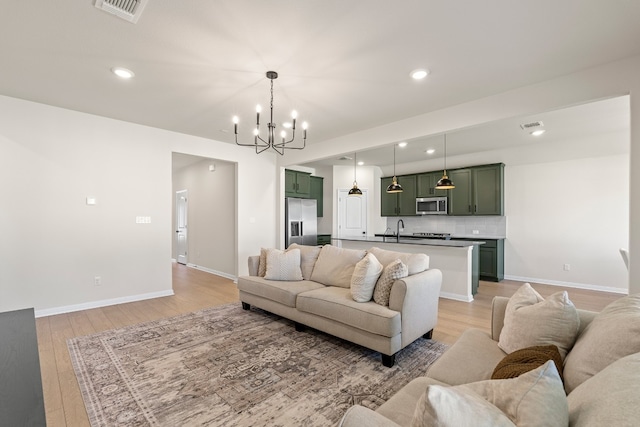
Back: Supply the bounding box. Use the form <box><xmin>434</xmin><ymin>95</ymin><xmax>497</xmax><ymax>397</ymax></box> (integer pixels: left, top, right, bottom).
<box><xmin>285</xmin><ymin>197</ymin><xmax>318</xmax><ymax>247</ymax></box>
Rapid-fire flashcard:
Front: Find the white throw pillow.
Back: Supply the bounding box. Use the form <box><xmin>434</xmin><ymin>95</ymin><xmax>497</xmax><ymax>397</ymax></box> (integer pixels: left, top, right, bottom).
<box><xmin>373</xmin><ymin>259</ymin><xmax>408</xmax><ymax>306</ymax></box>
<box><xmin>563</xmin><ymin>293</ymin><xmax>640</xmax><ymax>393</ymax></box>
<box><xmin>411</xmin><ymin>361</ymin><xmax>568</xmax><ymax>427</ymax></box>
<box><xmin>368</xmin><ymin>246</ymin><xmax>429</xmax><ymax>275</ymax></box>
<box><xmin>350</xmin><ymin>253</ymin><xmax>384</xmax><ymax>303</ymax></box>
<box><xmin>498</xmin><ymin>283</ymin><xmax>580</xmax><ymax>359</ymax></box>
<box><xmin>264</xmin><ymin>248</ymin><xmax>303</xmax><ymax>281</ymax></box>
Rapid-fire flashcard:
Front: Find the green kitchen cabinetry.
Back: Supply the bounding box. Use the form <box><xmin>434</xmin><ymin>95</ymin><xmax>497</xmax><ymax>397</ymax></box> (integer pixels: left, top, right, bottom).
<box><xmin>309</xmin><ymin>175</ymin><xmax>324</xmax><ymax>217</ymax></box>
<box><xmin>417</xmin><ymin>172</ymin><xmax>449</xmax><ymax>197</ymax></box>
<box><xmin>317</xmin><ymin>234</ymin><xmax>332</xmax><ymax>245</ymax></box>
<box><xmin>453</xmin><ymin>238</ymin><xmax>505</xmax><ymax>282</ymax></box>
<box><xmin>285</xmin><ymin>169</ymin><xmax>311</xmax><ymax>198</ymax></box>
<box><xmin>448</xmin><ymin>164</ymin><xmax>504</xmax><ymax>216</ymax></box>
<box><xmin>380</xmin><ymin>174</ymin><xmax>417</xmax><ymax>216</ymax></box>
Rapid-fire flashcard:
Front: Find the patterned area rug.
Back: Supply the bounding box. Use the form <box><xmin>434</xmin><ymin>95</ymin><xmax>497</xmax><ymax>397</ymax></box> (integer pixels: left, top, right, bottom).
<box><xmin>68</xmin><ymin>303</ymin><xmax>448</xmax><ymax>426</ymax></box>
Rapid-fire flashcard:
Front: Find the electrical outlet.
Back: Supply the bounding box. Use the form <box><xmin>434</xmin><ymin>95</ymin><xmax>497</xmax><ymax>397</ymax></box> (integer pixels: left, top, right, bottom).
<box><xmin>94</xmin><ymin>276</ymin><xmax>102</xmax><ymax>286</ymax></box>
<box><xmin>563</xmin><ymin>264</ymin><xmax>571</xmax><ymax>271</ymax></box>
<box><xmin>472</xmin><ymin>230</ymin><xmax>479</xmax><ymax>235</ymax></box>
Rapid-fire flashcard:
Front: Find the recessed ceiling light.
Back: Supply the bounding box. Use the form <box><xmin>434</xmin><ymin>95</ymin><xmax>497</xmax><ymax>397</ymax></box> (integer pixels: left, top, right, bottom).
<box><xmin>111</xmin><ymin>67</ymin><xmax>135</xmax><ymax>79</ymax></box>
<box><xmin>410</xmin><ymin>69</ymin><xmax>430</xmax><ymax>80</ymax></box>
<box><xmin>398</xmin><ymin>141</ymin><xmax>408</xmax><ymax>148</ymax></box>
<box><xmin>426</xmin><ymin>148</ymin><xmax>435</xmax><ymax>155</ymax></box>
<box><xmin>530</xmin><ymin>129</ymin><xmax>546</xmax><ymax>136</ymax></box>
<box><xmin>357</xmin><ymin>161</ymin><xmax>364</xmax><ymax>166</ymax></box>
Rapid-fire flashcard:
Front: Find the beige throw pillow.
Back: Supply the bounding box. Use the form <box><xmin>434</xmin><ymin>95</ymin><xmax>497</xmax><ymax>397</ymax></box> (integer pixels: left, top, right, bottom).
<box><xmin>563</xmin><ymin>293</ymin><xmax>640</xmax><ymax>393</ymax></box>
<box><xmin>411</xmin><ymin>361</ymin><xmax>567</xmax><ymax>427</ymax></box>
<box><xmin>368</xmin><ymin>247</ymin><xmax>429</xmax><ymax>275</ymax></box>
<box><xmin>286</xmin><ymin>243</ymin><xmax>321</xmax><ymax>280</ymax></box>
<box><xmin>258</xmin><ymin>247</ymin><xmax>268</xmax><ymax>277</ymax></box>
<box><xmin>310</xmin><ymin>245</ymin><xmax>366</xmax><ymax>288</ymax></box>
<box><xmin>567</xmin><ymin>352</ymin><xmax>640</xmax><ymax>426</ymax></box>
<box><xmin>350</xmin><ymin>253</ymin><xmax>384</xmax><ymax>302</ymax></box>
<box><xmin>498</xmin><ymin>283</ymin><xmax>580</xmax><ymax>359</ymax></box>
<box><xmin>264</xmin><ymin>248</ymin><xmax>303</xmax><ymax>281</ymax></box>
<box><xmin>373</xmin><ymin>259</ymin><xmax>408</xmax><ymax>306</ymax></box>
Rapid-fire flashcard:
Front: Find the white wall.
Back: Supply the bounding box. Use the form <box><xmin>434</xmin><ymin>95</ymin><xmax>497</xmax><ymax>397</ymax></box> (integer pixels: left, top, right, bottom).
<box><xmin>0</xmin><ymin>95</ymin><xmax>277</xmax><ymax>315</ymax></box>
<box><xmin>172</xmin><ymin>157</ymin><xmax>236</xmax><ymax>278</ymax></box>
<box><xmin>505</xmin><ymin>155</ymin><xmax>628</xmax><ymax>292</ymax></box>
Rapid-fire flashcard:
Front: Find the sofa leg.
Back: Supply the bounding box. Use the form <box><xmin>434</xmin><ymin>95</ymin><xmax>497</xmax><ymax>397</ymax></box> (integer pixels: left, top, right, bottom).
<box><xmin>294</xmin><ymin>322</ymin><xmax>306</xmax><ymax>332</ymax></box>
<box><xmin>423</xmin><ymin>329</ymin><xmax>433</xmax><ymax>339</ymax></box>
<box><xmin>381</xmin><ymin>353</ymin><xmax>396</xmax><ymax>368</ymax></box>
<box><xmin>241</xmin><ymin>302</ymin><xmax>250</xmax><ymax>310</ymax></box>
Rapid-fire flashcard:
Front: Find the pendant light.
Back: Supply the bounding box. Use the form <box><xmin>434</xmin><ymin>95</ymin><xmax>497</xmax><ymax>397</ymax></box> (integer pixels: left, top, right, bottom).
<box><xmin>348</xmin><ymin>152</ymin><xmax>363</xmax><ymax>196</ymax></box>
<box><xmin>435</xmin><ymin>134</ymin><xmax>455</xmax><ymax>189</ymax></box>
<box><xmin>386</xmin><ymin>144</ymin><xmax>403</xmax><ymax>193</ymax></box>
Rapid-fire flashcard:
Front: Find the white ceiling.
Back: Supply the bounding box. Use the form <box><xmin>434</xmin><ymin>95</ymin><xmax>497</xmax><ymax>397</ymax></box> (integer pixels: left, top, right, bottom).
<box><xmin>1</xmin><ymin>1</ymin><xmax>639</xmax><ymax>167</ymax></box>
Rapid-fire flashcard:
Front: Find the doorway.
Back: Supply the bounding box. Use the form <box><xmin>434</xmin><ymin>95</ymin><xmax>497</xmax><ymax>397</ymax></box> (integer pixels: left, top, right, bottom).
<box><xmin>337</xmin><ymin>189</ymin><xmax>368</xmax><ymax>238</ymax></box>
<box><xmin>175</xmin><ymin>189</ymin><xmax>188</xmax><ymax>265</ymax></box>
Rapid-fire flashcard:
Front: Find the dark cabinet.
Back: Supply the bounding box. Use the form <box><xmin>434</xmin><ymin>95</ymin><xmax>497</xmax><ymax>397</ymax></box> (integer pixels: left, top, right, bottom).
<box><xmin>380</xmin><ymin>174</ymin><xmax>417</xmax><ymax>216</ymax></box>
<box><xmin>285</xmin><ymin>169</ymin><xmax>311</xmax><ymax>198</ymax></box>
<box><xmin>417</xmin><ymin>172</ymin><xmax>449</xmax><ymax>197</ymax></box>
<box><xmin>317</xmin><ymin>234</ymin><xmax>331</xmax><ymax>245</ymax></box>
<box><xmin>309</xmin><ymin>176</ymin><xmax>324</xmax><ymax>217</ymax></box>
<box><xmin>448</xmin><ymin>164</ymin><xmax>504</xmax><ymax>216</ymax></box>
<box><xmin>452</xmin><ymin>238</ymin><xmax>505</xmax><ymax>282</ymax></box>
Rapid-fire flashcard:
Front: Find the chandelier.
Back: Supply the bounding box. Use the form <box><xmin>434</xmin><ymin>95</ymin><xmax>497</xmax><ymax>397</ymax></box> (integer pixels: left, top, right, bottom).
<box><xmin>233</xmin><ymin>71</ymin><xmax>308</xmax><ymax>155</ymax></box>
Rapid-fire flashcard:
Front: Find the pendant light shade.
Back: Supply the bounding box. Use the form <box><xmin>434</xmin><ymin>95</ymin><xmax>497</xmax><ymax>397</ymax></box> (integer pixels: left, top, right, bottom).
<box><xmin>435</xmin><ymin>134</ymin><xmax>455</xmax><ymax>190</ymax></box>
<box><xmin>348</xmin><ymin>152</ymin><xmax>363</xmax><ymax>196</ymax></box>
<box><xmin>386</xmin><ymin>144</ymin><xmax>404</xmax><ymax>193</ymax></box>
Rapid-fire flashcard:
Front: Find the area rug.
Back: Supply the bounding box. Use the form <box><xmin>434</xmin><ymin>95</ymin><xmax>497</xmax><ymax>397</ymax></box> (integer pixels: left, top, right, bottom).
<box><xmin>68</xmin><ymin>303</ymin><xmax>448</xmax><ymax>426</ymax></box>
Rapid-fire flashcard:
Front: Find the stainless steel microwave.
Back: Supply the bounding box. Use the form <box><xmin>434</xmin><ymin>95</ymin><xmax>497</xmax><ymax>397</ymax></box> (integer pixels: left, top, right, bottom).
<box><xmin>416</xmin><ymin>197</ymin><xmax>448</xmax><ymax>215</ymax></box>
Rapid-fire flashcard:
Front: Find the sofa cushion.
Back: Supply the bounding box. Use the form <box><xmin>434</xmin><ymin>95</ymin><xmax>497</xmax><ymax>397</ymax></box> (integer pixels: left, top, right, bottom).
<box><xmin>376</xmin><ymin>377</ymin><xmax>448</xmax><ymax>427</ymax></box>
<box><xmin>287</xmin><ymin>243</ymin><xmax>321</xmax><ymax>280</ymax></box>
<box><xmin>567</xmin><ymin>352</ymin><xmax>640</xmax><ymax>426</ymax></box>
<box><xmin>264</xmin><ymin>248</ymin><xmax>303</xmax><ymax>281</ymax></box>
<box><xmin>563</xmin><ymin>293</ymin><xmax>640</xmax><ymax>393</ymax></box>
<box><xmin>414</xmin><ymin>361</ymin><xmax>567</xmax><ymax>427</ymax></box>
<box><xmin>368</xmin><ymin>247</ymin><xmax>429</xmax><ymax>275</ymax></box>
<box><xmin>310</xmin><ymin>245</ymin><xmax>366</xmax><ymax>288</ymax></box>
<box><xmin>237</xmin><ymin>276</ymin><xmax>325</xmax><ymax>307</ymax></box>
<box><xmin>351</xmin><ymin>253</ymin><xmax>384</xmax><ymax>302</ymax></box>
<box><xmin>491</xmin><ymin>344</ymin><xmax>563</xmax><ymax>381</ymax></box>
<box><xmin>373</xmin><ymin>259</ymin><xmax>408</xmax><ymax>306</ymax></box>
<box><xmin>498</xmin><ymin>283</ymin><xmax>579</xmax><ymax>359</ymax></box>
<box><xmin>296</xmin><ymin>287</ymin><xmax>401</xmax><ymax>337</ymax></box>
<box><xmin>427</xmin><ymin>328</ymin><xmax>508</xmax><ymax>386</ymax></box>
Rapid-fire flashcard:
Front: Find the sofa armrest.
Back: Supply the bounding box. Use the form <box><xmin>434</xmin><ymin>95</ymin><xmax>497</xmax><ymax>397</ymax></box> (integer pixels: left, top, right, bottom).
<box><xmin>338</xmin><ymin>405</ymin><xmax>401</xmax><ymax>427</ymax></box>
<box><xmin>389</xmin><ymin>268</ymin><xmax>443</xmax><ymax>348</ymax></box>
<box><xmin>247</xmin><ymin>255</ymin><xmax>260</xmax><ymax>276</ymax></box>
<box><xmin>491</xmin><ymin>296</ymin><xmax>510</xmax><ymax>341</ymax></box>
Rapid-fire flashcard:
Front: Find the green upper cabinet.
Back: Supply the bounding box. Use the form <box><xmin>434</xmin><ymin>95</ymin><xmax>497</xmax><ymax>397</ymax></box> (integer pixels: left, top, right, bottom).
<box><xmin>309</xmin><ymin>175</ymin><xmax>324</xmax><ymax>217</ymax></box>
<box><xmin>449</xmin><ymin>163</ymin><xmax>504</xmax><ymax>216</ymax></box>
<box><xmin>380</xmin><ymin>174</ymin><xmax>417</xmax><ymax>216</ymax></box>
<box><xmin>448</xmin><ymin>169</ymin><xmax>473</xmax><ymax>215</ymax></box>
<box><xmin>417</xmin><ymin>171</ymin><xmax>449</xmax><ymax>198</ymax></box>
<box><xmin>285</xmin><ymin>169</ymin><xmax>311</xmax><ymax>198</ymax></box>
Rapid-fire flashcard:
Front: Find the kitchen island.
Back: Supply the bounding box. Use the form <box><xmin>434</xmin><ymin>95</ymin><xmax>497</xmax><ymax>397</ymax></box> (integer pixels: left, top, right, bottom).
<box><xmin>333</xmin><ymin>236</ymin><xmax>484</xmax><ymax>302</ymax></box>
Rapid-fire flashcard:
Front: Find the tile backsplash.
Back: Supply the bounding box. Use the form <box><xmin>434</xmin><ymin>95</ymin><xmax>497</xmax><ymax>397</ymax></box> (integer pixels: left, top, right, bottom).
<box><xmin>385</xmin><ymin>216</ymin><xmax>506</xmax><ymax>238</ymax></box>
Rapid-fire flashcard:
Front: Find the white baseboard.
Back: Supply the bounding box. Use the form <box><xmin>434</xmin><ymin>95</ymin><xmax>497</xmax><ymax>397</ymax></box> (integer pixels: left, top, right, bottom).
<box><xmin>186</xmin><ymin>263</ymin><xmax>238</xmax><ymax>283</ymax></box>
<box><xmin>34</xmin><ymin>289</ymin><xmax>175</xmax><ymax>318</ymax></box>
<box><xmin>440</xmin><ymin>291</ymin><xmax>474</xmax><ymax>302</ymax></box>
<box><xmin>503</xmin><ymin>275</ymin><xmax>628</xmax><ymax>295</ymax></box>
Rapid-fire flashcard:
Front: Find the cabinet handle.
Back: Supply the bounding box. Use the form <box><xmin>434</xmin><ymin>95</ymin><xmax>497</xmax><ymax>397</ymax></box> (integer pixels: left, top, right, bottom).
<box><xmin>468</xmin><ymin>205</ymin><xmax>472</xmax><ymax>213</ymax></box>
<box><xmin>475</xmin><ymin>205</ymin><xmax>477</xmax><ymax>213</ymax></box>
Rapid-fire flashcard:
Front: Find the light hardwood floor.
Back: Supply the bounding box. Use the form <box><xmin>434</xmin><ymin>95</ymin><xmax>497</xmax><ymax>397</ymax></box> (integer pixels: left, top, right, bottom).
<box><xmin>36</xmin><ymin>263</ymin><xmax>622</xmax><ymax>426</ymax></box>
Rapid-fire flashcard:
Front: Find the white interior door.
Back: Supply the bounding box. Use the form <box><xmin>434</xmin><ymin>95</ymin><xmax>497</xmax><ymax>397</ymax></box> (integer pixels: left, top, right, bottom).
<box><xmin>337</xmin><ymin>189</ymin><xmax>368</xmax><ymax>238</ymax></box>
<box><xmin>175</xmin><ymin>190</ymin><xmax>188</xmax><ymax>264</ymax></box>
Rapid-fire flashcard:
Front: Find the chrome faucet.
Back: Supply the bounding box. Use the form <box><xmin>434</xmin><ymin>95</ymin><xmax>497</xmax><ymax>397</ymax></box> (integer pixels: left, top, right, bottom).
<box><xmin>396</xmin><ymin>219</ymin><xmax>404</xmax><ymax>242</ymax></box>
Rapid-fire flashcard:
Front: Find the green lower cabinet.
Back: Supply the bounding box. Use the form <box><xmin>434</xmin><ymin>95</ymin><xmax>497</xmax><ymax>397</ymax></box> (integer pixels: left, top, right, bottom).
<box><xmin>317</xmin><ymin>234</ymin><xmax>331</xmax><ymax>245</ymax></box>
<box><xmin>452</xmin><ymin>238</ymin><xmax>504</xmax><ymax>282</ymax></box>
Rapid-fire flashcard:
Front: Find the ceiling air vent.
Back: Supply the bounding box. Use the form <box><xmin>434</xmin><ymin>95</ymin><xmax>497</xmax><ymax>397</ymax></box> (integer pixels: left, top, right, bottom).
<box><xmin>95</xmin><ymin>0</ymin><xmax>149</xmax><ymax>24</ymax></box>
<box><xmin>519</xmin><ymin>121</ymin><xmax>544</xmax><ymax>130</ymax></box>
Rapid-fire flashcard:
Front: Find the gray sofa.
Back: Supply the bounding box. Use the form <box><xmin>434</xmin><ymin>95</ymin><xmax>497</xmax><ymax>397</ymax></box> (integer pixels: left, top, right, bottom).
<box><xmin>339</xmin><ymin>293</ymin><xmax>640</xmax><ymax>426</ymax></box>
<box><xmin>236</xmin><ymin>244</ymin><xmax>442</xmax><ymax>367</ymax></box>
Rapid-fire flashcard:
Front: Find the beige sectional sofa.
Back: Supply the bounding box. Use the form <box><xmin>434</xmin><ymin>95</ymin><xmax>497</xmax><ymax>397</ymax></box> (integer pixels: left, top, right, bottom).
<box><xmin>339</xmin><ymin>287</ymin><xmax>640</xmax><ymax>426</ymax></box>
<box><xmin>236</xmin><ymin>244</ymin><xmax>442</xmax><ymax>367</ymax></box>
